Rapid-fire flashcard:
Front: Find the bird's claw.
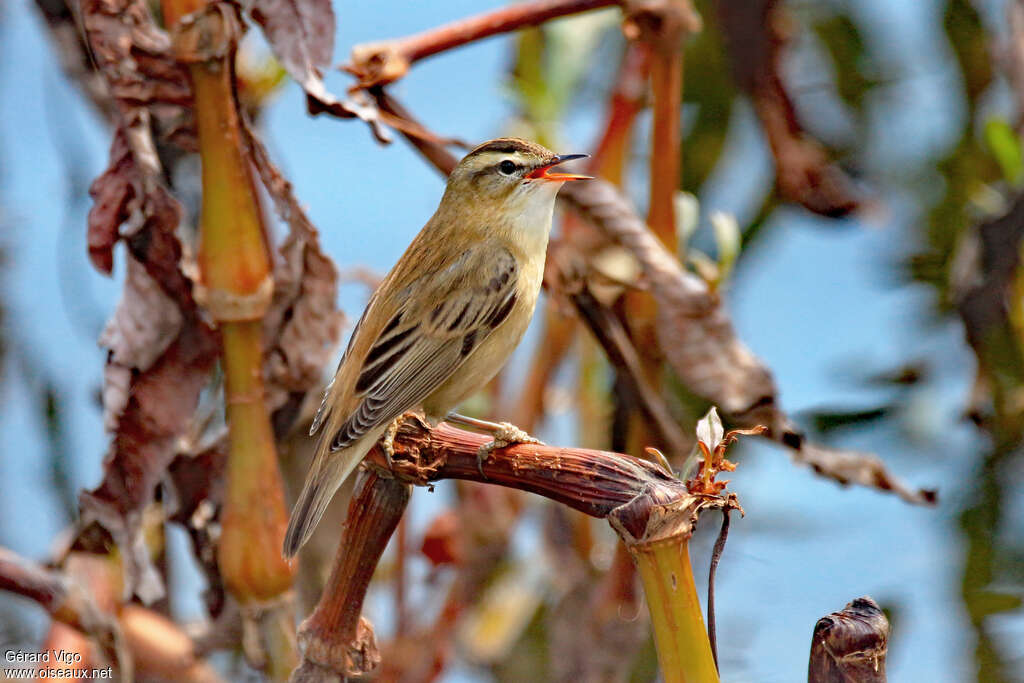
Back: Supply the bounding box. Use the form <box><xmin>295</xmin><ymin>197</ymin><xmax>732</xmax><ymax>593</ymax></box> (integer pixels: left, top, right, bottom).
<box><xmin>475</xmin><ymin>422</ymin><xmax>543</xmax><ymax>478</ymax></box>
<box><xmin>380</xmin><ymin>417</ymin><xmax>401</xmax><ymax>468</ymax></box>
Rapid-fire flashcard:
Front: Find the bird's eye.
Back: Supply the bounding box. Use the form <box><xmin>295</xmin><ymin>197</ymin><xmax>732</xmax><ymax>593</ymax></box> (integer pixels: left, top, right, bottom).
<box><xmin>499</xmin><ymin>160</ymin><xmax>517</xmax><ymax>175</ymax></box>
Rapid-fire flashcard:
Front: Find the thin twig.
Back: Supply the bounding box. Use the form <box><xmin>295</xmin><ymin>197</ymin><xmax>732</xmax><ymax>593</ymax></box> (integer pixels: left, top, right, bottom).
<box><xmin>707</xmin><ymin>509</ymin><xmax>730</xmax><ymax>671</ymax></box>
<box><xmin>345</xmin><ymin>0</ymin><xmax>620</xmax><ymax>90</ymax></box>
<box><xmin>372</xmin><ymin>89</ymin><xmax>459</xmax><ymax>172</ymax></box>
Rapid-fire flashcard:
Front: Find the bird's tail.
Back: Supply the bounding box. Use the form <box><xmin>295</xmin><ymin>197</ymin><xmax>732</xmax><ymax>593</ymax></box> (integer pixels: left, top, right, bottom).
<box><xmin>282</xmin><ymin>433</ymin><xmax>377</xmax><ymax>558</ymax></box>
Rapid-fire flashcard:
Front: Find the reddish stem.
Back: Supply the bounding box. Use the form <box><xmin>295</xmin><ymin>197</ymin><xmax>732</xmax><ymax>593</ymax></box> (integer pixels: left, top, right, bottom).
<box><xmin>405</xmin><ymin>0</ymin><xmax>616</xmax><ymax>62</ymax></box>
<box><xmin>364</xmin><ymin>420</ymin><xmax>683</xmax><ymax>522</ymax></box>
<box><xmin>297</xmin><ymin>473</ymin><xmax>410</xmax><ymax>677</ymax></box>
<box><xmin>586</xmin><ymin>42</ymin><xmax>652</xmax><ymax>190</ymax></box>
<box><xmin>394</xmin><ymin>515</ymin><xmax>408</xmax><ymax>636</ymax></box>
<box><xmin>347</xmin><ymin>0</ymin><xmax>620</xmax><ymax>88</ymax></box>
<box><xmin>647</xmin><ymin>50</ymin><xmax>683</xmax><ymax>246</ymax></box>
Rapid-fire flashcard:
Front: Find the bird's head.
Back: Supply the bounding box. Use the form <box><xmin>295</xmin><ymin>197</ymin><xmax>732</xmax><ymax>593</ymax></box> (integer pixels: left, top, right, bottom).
<box><xmin>445</xmin><ymin>138</ymin><xmax>590</xmax><ymax>212</ymax></box>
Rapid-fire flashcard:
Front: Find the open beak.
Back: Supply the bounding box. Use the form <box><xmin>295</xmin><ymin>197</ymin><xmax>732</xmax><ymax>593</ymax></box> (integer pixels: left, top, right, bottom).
<box><xmin>527</xmin><ymin>153</ymin><xmax>592</xmax><ymax>181</ymax></box>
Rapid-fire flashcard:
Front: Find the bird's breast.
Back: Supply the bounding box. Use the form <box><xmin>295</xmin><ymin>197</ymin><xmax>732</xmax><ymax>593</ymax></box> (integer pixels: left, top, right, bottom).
<box><xmin>421</xmin><ymin>254</ymin><xmax>544</xmax><ymax>420</ymax></box>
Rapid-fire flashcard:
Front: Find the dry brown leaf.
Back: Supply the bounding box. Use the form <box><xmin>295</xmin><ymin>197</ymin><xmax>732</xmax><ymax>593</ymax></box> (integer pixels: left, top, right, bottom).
<box><xmin>81</xmin><ymin>0</ymin><xmax>192</xmax><ymax>125</ymax></box>
<box><xmin>263</xmin><ymin>233</ymin><xmax>343</xmax><ymax>414</ymax></box>
<box><xmin>81</xmin><ymin>0</ymin><xmax>190</xmax><ymax>103</ymax></box>
<box><xmin>100</xmin><ymin>257</ymin><xmax>184</xmax><ymax>374</ymax></box>
<box><xmin>166</xmin><ymin>444</ymin><xmax>229</xmax><ymax>617</ymax></box>
<box><xmin>81</xmin><ymin>323</ymin><xmax>219</xmax><ymax>603</ymax></box>
<box><xmin>98</xmin><ymin>256</ymin><xmax>184</xmax><ymax>431</ymax></box>
<box><xmin>243</xmin><ymin>0</ymin><xmax>391</xmax><ymax>142</ymax></box>
<box><xmin>82</xmin><ymin>121</ymin><xmax>214</xmax><ymax>605</ymax></box>
<box><xmin>792</xmin><ymin>442</ymin><xmax>937</xmax><ymax>505</ymax></box>
<box><xmin>248</xmin><ymin>0</ymin><xmax>334</xmax><ymax>88</ymax></box>
<box><xmin>87</xmin><ymin>129</ymin><xmax>135</xmax><ymax>275</ymax></box>
<box><xmin>88</xmin><ymin>124</ymin><xmax>189</xmax><ymax>294</ymax></box>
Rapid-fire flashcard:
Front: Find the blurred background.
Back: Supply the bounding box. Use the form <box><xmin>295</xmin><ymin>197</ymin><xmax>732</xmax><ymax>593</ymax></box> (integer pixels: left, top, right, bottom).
<box><xmin>1</xmin><ymin>0</ymin><xmax>1022</xmax><ymax>680</ymax></box>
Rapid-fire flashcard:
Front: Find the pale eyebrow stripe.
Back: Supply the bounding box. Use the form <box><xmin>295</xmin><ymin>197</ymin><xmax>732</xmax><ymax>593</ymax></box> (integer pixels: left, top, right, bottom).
<box><xmin>470</xmin><ymin>154</ymin><xmax>526</xmax><ymax>180</ymax></box>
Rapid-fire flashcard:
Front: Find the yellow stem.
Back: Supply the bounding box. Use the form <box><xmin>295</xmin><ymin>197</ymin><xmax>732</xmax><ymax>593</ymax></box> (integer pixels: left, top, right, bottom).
<box><xmin>633</xmin><ymin>540</ymin><xmax>719</xmax><ymax>683</ymax></box>
<box><xmin>191</xmin><ymin>65</ymin><xmax>271</xmax><ymax>296</ymax></box>
<box><xmin>160</xmin><ymin>0</ymin><xmax>295</xmax><ymax>674</ymax></box>
<box><xmin>218</xmin><ymin>321</ymin><xmax>294</xmax><ymax>601</ymax></box>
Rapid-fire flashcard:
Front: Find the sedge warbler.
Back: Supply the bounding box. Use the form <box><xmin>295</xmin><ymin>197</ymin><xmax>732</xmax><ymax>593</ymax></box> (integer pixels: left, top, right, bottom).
<box><xmin>283</xmin><ymin>138</ymin><xmax>589</xmax><ymax>558</ymax></box>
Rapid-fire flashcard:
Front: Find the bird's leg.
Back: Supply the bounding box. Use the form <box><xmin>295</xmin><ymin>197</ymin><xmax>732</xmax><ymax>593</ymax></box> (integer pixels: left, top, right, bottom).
<box><xmin>380</xmin><ymin>417</ymin><xmax>401</xmax><ymax>468</ymax></box>
<box><xmin>444</xmin><ymin>413</ymin><xmax>544</xmax><ymax>477</ymax></box>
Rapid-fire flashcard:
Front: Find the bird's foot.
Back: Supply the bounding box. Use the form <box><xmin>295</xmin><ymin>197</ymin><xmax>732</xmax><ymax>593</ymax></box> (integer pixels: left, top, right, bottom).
<box><xmin>380</xmin><ymin>417</ymin><xmax>401</xmax><ymax>468</ymax></box>
<box><xmin>475</xmin><ymin>422</ymin><xmax>543</xmax><ymax>478</ymax></box>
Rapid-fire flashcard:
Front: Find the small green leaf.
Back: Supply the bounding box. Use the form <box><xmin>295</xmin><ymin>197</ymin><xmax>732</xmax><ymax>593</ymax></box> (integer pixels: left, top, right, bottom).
<box><xmin>983</xmin><ymin>118</ymin><xmax>1024</xmax><ymax>186</ymax></box>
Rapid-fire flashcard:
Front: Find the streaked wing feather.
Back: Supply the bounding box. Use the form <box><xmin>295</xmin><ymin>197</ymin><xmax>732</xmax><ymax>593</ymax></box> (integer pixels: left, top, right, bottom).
<box><xmin>309</xmin><ymin>296</ymin><xmax>375</xmax><ymax>436</ymax></box>
<box><xmin>329</xmin><ymin>245</ymin><xmax>517</xmax><ymax>451</ymax></box>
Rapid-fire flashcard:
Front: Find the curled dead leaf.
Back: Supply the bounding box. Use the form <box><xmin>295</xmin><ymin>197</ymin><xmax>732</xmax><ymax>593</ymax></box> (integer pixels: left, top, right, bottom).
<box><xmin>244</xmin><ymin>0</ymin><xmax>391</xmax><ymax>142</ymax></box>
<box><xmin>87</xmin><ymin>130</ymin><xmax>135</xmax><ymax>275</ymax></box>
<box><xmin>81</xmin><ymin>0</ymin><xmax>192</xmax><ymax>115</ymax></box>
<box><xmin>100</xmin><ymin>257</ymin><xmax>184</xmax><ymax>374</ymax></box>
<box><xmin>81</xmin><ymin>323</ymin><xmax>219</xmax><ymax>603</ymax></box>
<box><xmin>247</xmin><ymin>0</ymin><xmax>335</xmax><ymax>92</ymax></box>
<box><xmin>83</xmin><ymin>120</ymin><xmax>216</xmax><ymax>604</ymax></box>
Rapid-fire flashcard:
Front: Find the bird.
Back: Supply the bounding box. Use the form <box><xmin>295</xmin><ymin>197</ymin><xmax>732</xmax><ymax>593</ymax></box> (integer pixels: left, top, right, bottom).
<box><xmin>283</xmin><ymin>138</ymin><xmax>590</xmax><ymax>558</ymax></box>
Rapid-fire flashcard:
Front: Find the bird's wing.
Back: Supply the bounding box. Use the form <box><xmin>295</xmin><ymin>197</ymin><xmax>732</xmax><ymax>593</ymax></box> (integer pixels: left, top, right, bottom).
<box><xmin>308</xmin><ymin>289</ymin><xmax>376</xmax><ymax>437</ymax></box>
<box><xmin>327</xmin><ymin>242</ymin><xmax>518</xmax><ymax>451</ymax></box>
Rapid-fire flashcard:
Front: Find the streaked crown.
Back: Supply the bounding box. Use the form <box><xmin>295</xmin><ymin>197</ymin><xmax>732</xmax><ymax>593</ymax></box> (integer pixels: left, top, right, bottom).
<box><xmin>465</xmin><ymin>138</ymin><xmax>556</xmax><ymax>160</ymax></box>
